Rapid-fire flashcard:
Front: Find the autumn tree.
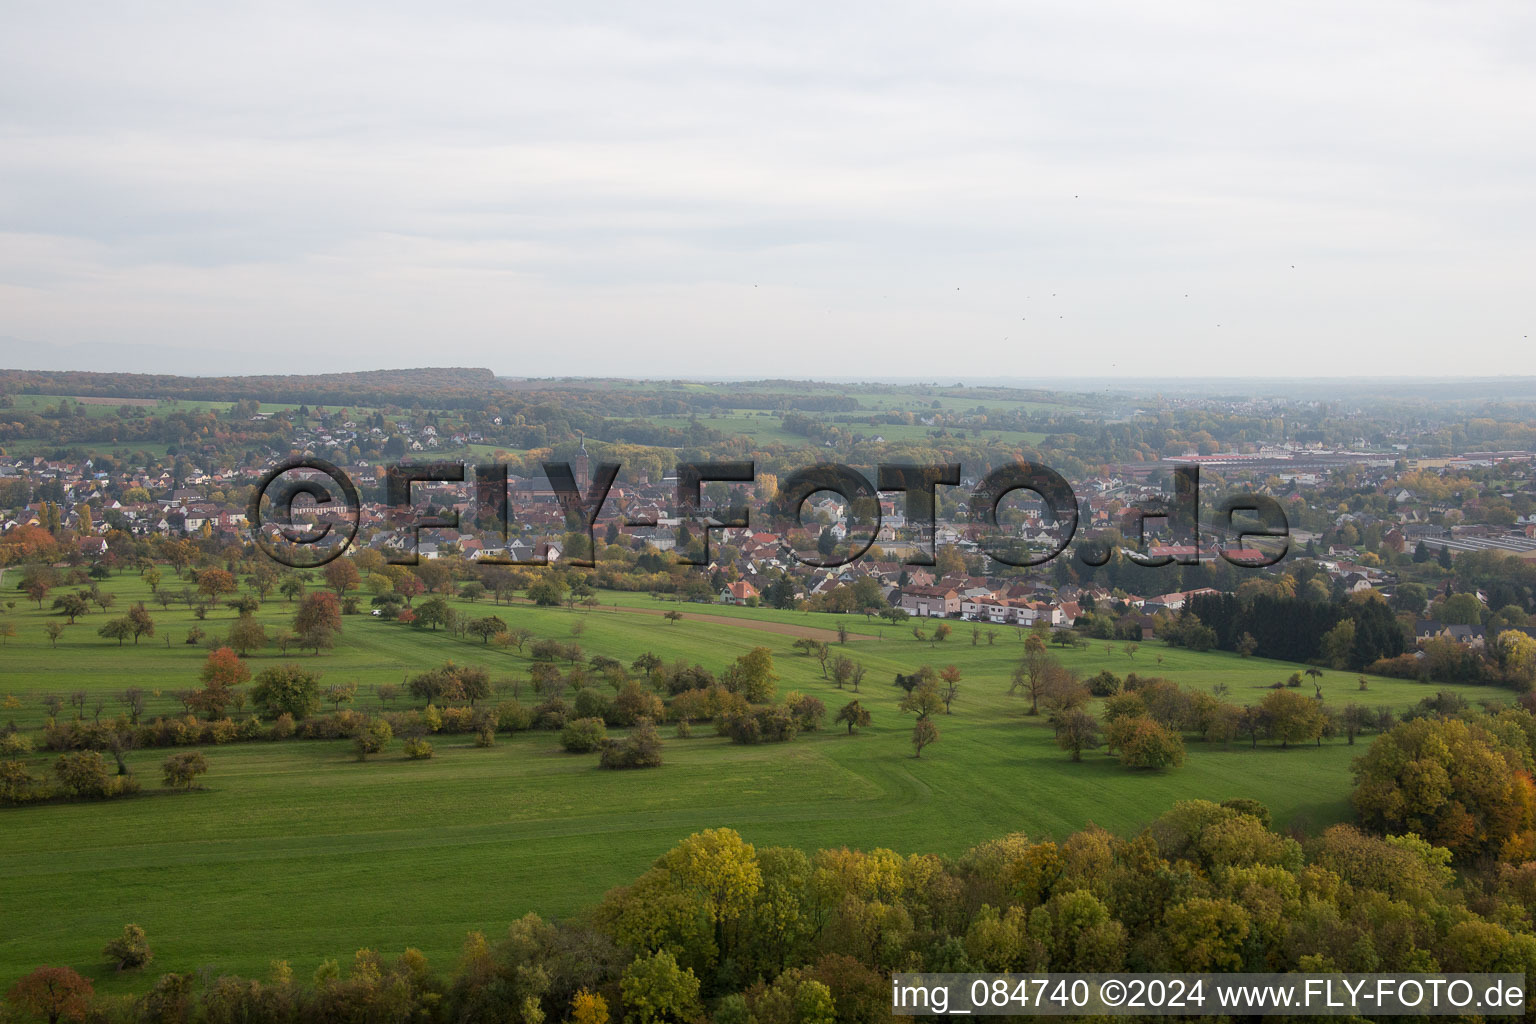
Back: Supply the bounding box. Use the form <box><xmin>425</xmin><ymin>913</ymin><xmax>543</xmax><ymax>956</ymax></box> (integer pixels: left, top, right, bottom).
<box><xmin>413</xmin><ymin>596</ymin><xmax>454</xmax><ymax>632</ymax></box>
<box><xmin>1111</xmin><ymin>718</ymin><xmax>1185</xmax><ymax>770</ymax></box>
<box><xmin>469</xmin><ymin>615</ymin><xmax>507</xmax><ymax>644</ymax></box>
<box><xmin>197</xmin><ymin>568</ymin><xmax>238</xmax><ymax>606</ymax></box>
<box><xmin>912</xmin><ymin>717</ymin><xmax>940</xmax><ymax>757</ymax></box>
<box><xmin>1352</xmin><ymin>716</ymin><xmax>1536</xmax><ymax>862</ymax></box>
<box><xmin>293</xmin><ymin>591</ymin><xmax>343</xmax><ymax>654</ymax></box>
<box><xmin>1260</xmin><ymin>689</ymin><xmax>1326</xmax><ymax>748</ymax></box>
<box><xmin>103</xmin><ymin>923</ymin><xmax>154</xmax><ymax>971</ymax></box>
<box><xmin>119</xmin><ymin>687</ymin><xmax>146</xmax><ymax>725</ymax></box>
<box><xmin>655</xmin><ymin>827</ymin><xmax>761</xmax><ymax>961</ymax></box>
<box><xmin>835</xmin><ymin>699</ymin><xmax>871</xmax><ymax>735</ymax></box>
<box><xmin>938</xmin><ymin>665</ymin><xmax>962</xmax><ymax>713</ymax></box>
<box><xmin>354</xmin><ymin>719</ymin><xmax>393</xmax><ymax>761</ymax></box>
<box><xmin>1041</xmin><ymin>671</ymin><xmax>1089</xmax><ymax>732</ymax></box>
<box><xmin>202</xmin><ymin>646</ymin><xmax>253</xmax><ymax>690</ymax></box>
<box><xmin>729</xmin><ymin>647</ymin><xmax>779</xmax><ymax>703</ymax></box>
<box><xmin>161</xmin><ymin>752</ymin><xmax>209</xmax><ymax>791</ymax></box>
<box><xmin>621</xmin><ymin>951</ymin><xmax>702</xmax><ymax>1024</ymax></box>
<box><xmin>126</xmin><ymin>603</ymin><xmax>156</xmax><ymax>644</ymax></box>
<box><xmin>250</xmin><ymin>664</ymin><xmax>322</xmax><ymax>719</ymax></box>
<box><xmin>1055</xmin><ymin>708</ymin><xmax>1102</xmax><ymax>761</ymax></box>
<box><xmin>226</xmin><ymin>615</ymin><xmax>269</xmax><ymax>655</ymax></box>
<box><xmin>900</xmin><ymin>677</ymin><xmax>944</xmax><ymax>720</ymax></box>
<box><xmin>571</xmin><ymin>989</ymin><xmax>610</xmax><ymax>1024</ymax></box>
<box><xmin>52</xmin><ymin>592</ymin><xmax>89</xmax><ymax>623</ymax></box>
<box><xmin>6</xmin><ymin>966</ymin><xmax>94</xmax><ymax>1023</ymax></box>
<box><xmin>324</xmin><ymin>558</ymin><xmax>361</xmax><ymax>597</ymax></box>
<box><xmin>326</xmin><ymin>681</ymin><xmax>358</xmax><ymax>712</ymax></box>
<box><xmin>393</xmin><ymin>574</ymin><xmax>425</xmax><ymax>606</ymax></box>
<box><xmin>1011</xmin><ymin>635</ymin><xmax>1052</xmax><ymax>714</ymax></box>
<box><xmin>97</xmin><ymin>617</ymin><xmax>132</xmax><ymax>645</ymax></box>
<box><xmin>55</xmin><ymin>750</ymin><xmax>113</xmax><ymax>798</ymax></box>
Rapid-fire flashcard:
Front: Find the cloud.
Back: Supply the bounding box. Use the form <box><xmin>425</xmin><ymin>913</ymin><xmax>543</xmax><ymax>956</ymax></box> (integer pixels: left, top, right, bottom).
<box><xmin>1</xmin><ymin>0</ymin><xmax>1533</xmax><ymax>377</ymax></box>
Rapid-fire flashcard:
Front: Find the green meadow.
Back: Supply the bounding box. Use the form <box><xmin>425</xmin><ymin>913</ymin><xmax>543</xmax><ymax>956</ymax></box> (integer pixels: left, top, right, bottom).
<box><xmin>638</xmin><ymin>411</ymin><xmax>1056</xmax><ymax>448</ymax></box>
<box><xmin>0</xmin><ymin>569</ymin><xmax>1513</xmax><ymax>993</ymax></box>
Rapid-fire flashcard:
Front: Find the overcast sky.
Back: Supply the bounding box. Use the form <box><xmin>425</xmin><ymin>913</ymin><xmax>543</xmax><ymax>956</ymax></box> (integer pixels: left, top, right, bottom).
<box><xmin>1</xmin><ymin>1</ymin><xmax>1533</xmax><ymax>379</ymax></box>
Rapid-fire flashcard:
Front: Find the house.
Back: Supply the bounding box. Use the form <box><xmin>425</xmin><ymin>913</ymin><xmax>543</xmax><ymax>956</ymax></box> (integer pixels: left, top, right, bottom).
<box><xmin>901</xmin><ymin>586</ymin><xmax>960</xmax><ymax>618</ymax></box>
<box><xmin>1445</xmin><ymin>624</ymin><xmax>1486</xmax><ymax>647</ymax></box>
<box><xmin>1414</xmin><ymin>619</ymin><xmax>1443</xmax><ymax>643</ymax></box>
<box><xmin>720</xmin><ymin>580</ymin><xmax>760</xmax><ymax>605</ymax></box>
<box><xmin>960</xmin><ymin>596</ymin><xmax>1010</xmax><ymax>622</ymax></box>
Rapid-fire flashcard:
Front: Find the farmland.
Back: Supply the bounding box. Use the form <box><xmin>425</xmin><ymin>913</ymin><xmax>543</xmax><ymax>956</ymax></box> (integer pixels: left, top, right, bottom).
<box><xmin>0</xmin><ymin>567</ymin><xmax>1514</xmax><ymax>994</ymax></box>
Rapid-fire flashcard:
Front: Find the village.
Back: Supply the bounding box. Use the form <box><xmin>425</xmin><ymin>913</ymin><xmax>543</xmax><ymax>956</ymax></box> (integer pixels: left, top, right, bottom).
<box><xmin>8</xmin><ymin>434</ymin><xmax>1536</xmax><ymax>659</ymax></box>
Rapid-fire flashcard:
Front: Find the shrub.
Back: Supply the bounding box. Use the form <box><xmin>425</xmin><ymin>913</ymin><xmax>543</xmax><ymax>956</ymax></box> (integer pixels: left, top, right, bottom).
<box><xmin>204</xmin><ymin>718</ymin><xmax>238</xmax><ymax>745</ymax></box>
<box><xmin>1114</xmin><ymin>719</ymin><xmax>1186</xmax><ymax>770</ymax></box>
<box><xmin>299</xmin><ymin>710</ymin><xmax>366</xmax><ymax>740</ymax></box>
<box><xmin>103</xmin><ymin>924</ymin><xmax>154</xmax><ymax>971</ymax></box>
<box><xmin>55</xmin><ymin>750</ymin><xmax>113</xmax><ymax>798</ymax></box>
<box><xmin>0</xmin><ymin>732</ymin><xmax>33</xmax><ymax>755</ymax></box>
<box><xmin>572</xmin><ymin>687</ymin><xmax>611</xmax><ymax>721</ymax></box>
<box><xmin>722</xmin><ymin>706</ymin><xmax>799</xmax><ymax>744</ymax></box>
<box><xmin>1101</xmin><ymin>692</ymin><xmax>1146</xmax><ymax>723</ymax></box>
<box><xmin>474</xmin><ymin>724</ymin><xmax>496</xmax><ymax>747</ymax></box>
<box><xmin>674</xmin><ymin>720</ymin><xmax>692</xmax><ymax>739</ymax></box>
<box><xmin>599</xmin><ymin>718</ymin><xmax>664</xmax><ymax>769</ymax></box>
<box><xmin>353</xmin><ymin>719</ymin><xmax>393</xmax><ymax>761</ymax></box>
<box><xmin>403</xmin><ymin>737</ymin><xmax>434</xmax><ymax>759</ymax></box>
<box><xmin>161</xmin><ymin>751</ymin><xmax>209</xmax><ymax>790</ymax></box>
<box><xmin>789</xmin><ymin>694</ymin><xmax>826</xmax><ymax>732</ymax></box>
<box><xmin>495</xmin><ymin>699</ymin><xmax>531</xmax><ymax>732</ymax></box>
<box><xmin>1365</xmin><ymin>653</ymin><xmax>1427</xmax><ymax>681</ymax></box>
<box><xmin>270</xmin><ymin>713</ymin><xmax>296</xmax><ymax>740</ymax></box>
<box><xmin>611</xmin><ymin>682</ymin><xmax>665</xmax><ymax>727</ymax></box>
<box><xmin>0</xmin><ymin>759</ymin><xmax>43</xmax><ymax>803</ymax></box>
<box><xmin>1087</xmin><ymin>670</ymin><xmax>1123</xmax><ymax>697</ymax></box>
<box><xmin>439</xmin><ymin>706</ymin><xmax>478</xmax><ymax>734</ymax></box>
<box><xmin>172</xmin><ymin>715</ymin><xmax>203</xmax><ymax>745</ymax></box>
<box><xmin>534</xmin><ymin>698</ymin><xmax>572</xmax><ymax>730</ymax></box>
<box><xmin>562</xmin><ymin>717</ymin><xmax>608</xmax><ymax>752</ymax></box>
<box><xmin>42</xmin><ymin>719</ymin><xmax>118</xmax><ymax>752</ymax></box>
<box><xmin>721</xmin><ymin>711</ymin><xmax>761</xmax><ymax>745</ymax></box>
<box><xmin>530</xmin><ymin>638</ymin><xmax>565</xmax><ymax>661</ymax></box>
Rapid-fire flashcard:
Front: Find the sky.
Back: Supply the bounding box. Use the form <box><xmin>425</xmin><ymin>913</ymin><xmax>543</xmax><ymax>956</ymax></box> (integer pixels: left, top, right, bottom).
<box><xmin>1</xmin><ymin>1</ymin><xmax>1533</xmax><ymax>379</ymax></box>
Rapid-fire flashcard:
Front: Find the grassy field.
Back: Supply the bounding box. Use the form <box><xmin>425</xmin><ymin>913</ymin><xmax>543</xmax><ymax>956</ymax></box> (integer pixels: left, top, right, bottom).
<box><xmin>638</xmin><ymin>413</ymin><xmax>816</xmax><ymax>447</ymax></box>
<box><xmin>637</xmin><ymin>413</ymin><xmax>1050</xmax><ymax>449</ymax></box>
<box><xmin>0</xmin><ymin>569</ymin><xmax>1515</xmax><ymax>993</ymax></box>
